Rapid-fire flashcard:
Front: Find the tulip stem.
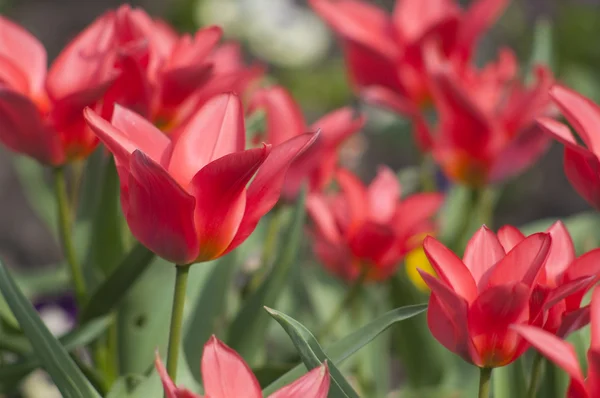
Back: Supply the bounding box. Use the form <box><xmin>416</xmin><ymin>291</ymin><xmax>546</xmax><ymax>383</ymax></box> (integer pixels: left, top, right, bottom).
<box><xmin>166</xmin><ymin>264</ymin><xmax>191</xmax><ymax>381</ymax></box>
<box><xmin>317</xmin><ymin>270</ymin><xmax>366</xmax><ymax>341</ymax></box>
<box><xmin>527</xmin><ymin>352</ymin><xmax>544</xmax><ymax>398</ymax></box>
<box><xmin>53</xmin><ymin>167</ymin><xmax>86</xmax><ymax>306</ymax></box>
<box><xmin>478</xmin><ymin>367</ymin><xmax>493</xmax><ymax>398</ymax></box>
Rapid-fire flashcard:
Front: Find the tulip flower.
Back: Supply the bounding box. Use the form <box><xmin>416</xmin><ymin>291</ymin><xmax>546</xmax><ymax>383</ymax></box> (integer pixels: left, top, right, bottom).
<box><xmin>84</xmin><ymin>92</ymin><xmax>317</xmax><ymax>265</ymax></box>
<box><xmin>248</xmin><ymin>85</ymin><xmax>365</xmax><ymax>200</ymax></box>
<box><xmin>537</xmin><ymin>85</ymin><xmax>600</xmax><ymax>210</ymax></box>
<box><xmin>498</xmin><ymin>221</ymin><xmax>600</xmax><ymax>337</ymax></box>
<box><xmin>0</xmin><ymin>16</ymin><xmax>116</xmax><ymax>165</ymax></box>
<box><xmin>156</xmin><ymin>336</ymin><xmax>330</xmax><ymax>398</ymax></box>
<box><xmin>419</xmin><ymin>47</ymin><xmax>553</xmax><ymax>186</ymax></box>
<box><xmin>98</xmin><ymin>5</ymin><xmax>263</xmax><ymax>130</ymax></box>
<box><xmin>310</xmin><ymin>0</ymin><xmax>507</xmax><ymax>128</ymax></box>
<box><xmin>513</xmin><ymin>286</ymin><xmax>600</xmax><ymax>398</ymax></box>
<box><xmin>420</xmin><ymin>226</ymin><xmax>555</xmax><ymax>367</ymax></box>
<box><xmin>307</xmin><ymin>167</ymin><xmax>443</xmax><ymax>282</ymax></box>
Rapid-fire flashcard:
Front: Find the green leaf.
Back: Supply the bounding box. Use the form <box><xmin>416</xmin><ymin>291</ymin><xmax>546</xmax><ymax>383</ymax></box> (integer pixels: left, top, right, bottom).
<box><xmin>492</xmin><ymin>357</ymin><xmax>527</xmax><ymax>398</ymax></box>
<box><xmin>226</xmin><ymin>191</ymin><xmax>306</xmax><ymax>363</ymax></box>
<box><xmin>105</xmin><ymin>375</ymin><xmax>146</xmax><ymax>398</ymax></box>
<box><xmin>0</xmin><ymin>290</ymin><xmax>18</xmax><ymax>329</ymax></box>
<box><xmin>183</xmin><ymin>253</ymin><xmax>237</xmax><ymax>383</ymax></box>
<box><xmin>263</xmin><ymin>304</ymin><xmax>427</xmax><ymax>395</ymax></box>
<box><xmin>84</xmin><ymin>159</ymin><xmax>126</xmax><ymax>275</ymax></box>
<box><xmin>0</xmin><ymin>316</ymin><xmax>111</xmax><ymax>388</ymax></box>
<box><xmin>0</xmin><ymin>260</ymin><xmax>101</xmax><ymax>398</ymax></box>
<box><xmin>265</xmin><ymin>307</ymin><xmax>359</xmax><ymax>398</ymax></box>
<box><xmin>80</xmin><ymin>243</ymin><xmax>155</xmax><ymax>323</ymax></box>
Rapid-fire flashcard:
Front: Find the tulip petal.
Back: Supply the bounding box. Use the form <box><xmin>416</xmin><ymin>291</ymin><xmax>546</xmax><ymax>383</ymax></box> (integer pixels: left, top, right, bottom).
<box><xmin>512</xmin><ymin>324</ymin><xmax>587</xmax><ymax>396</ymax></box>
<box><xmin>551</xmin><ymin>84</ymin><xmax>600</xmax><ymax>155</ymax></box>
<box><xmin>46</xmin><ymin>11</ymin><xmax>116</xmax><ymax>102</ymax></box>
<box><xmin>189</xmin><ymin>145</ymin><xmax>270</xmax><ymax>261</ymax></box>
<box><xmin>423</xmin><ymin>236</ymin><xmax>477</xmax><ymax>302</ymax></box>
<box><xmin>309</xmin><ymin>0</ymin><xmax>397</xmax><ymax>58</ymax></box>
<box><xmin>456</xmin><ymin>0</ymin><xmax>508</xmax><ymax>61</ymax></box>
<box><xmin>468</xmin><ymin>283</ymin><xmax>530</xmax><ymax>367</ymax></box>
<box><xmin>392</xmin><ymin>193</ymin><xmax>444</xmax><ymax>239</ymax></box>
<box><xmin>587</xmin><ymin>349</ymin><xmax>600</xmax><ymax>398</ymax></box>
<box><xmin>310</xmin><ymin>106</ymin><xmax>365</xmax><ymax>149</ymax></box>
<box><xmin>544</xmin><ymin>221</ymin><xmax>576</xmax><ymax>284</ymax></box>
<box><xmin>367</xmin><ymin>166</ymin><xmax>400</xmax><ymax>223</ymax></box>
<box><xmin>564</xmin><ymin>146</ymin><xmax>600</xmax><ymax>210</ymax></box>
<box><xmin>343</xmin><ymin>40</ymin><xmax>404</xmax><ymax>94</ymax></box>
<box><xmin>127</xmin><ymin>150</ymin><xmax>198</xmax><ymax>264</ymax></box>
<box><xmin>463</xmin><ymin>226</ymin><xmax>506</xmax><ymax>289</ymax></box>
<box><xmin>361</xmin><ymin>86</ymin><xmax>418</xmax><ymax>118</ymax></box>
<box><xmin>0</xmin><ymin>16</ymin><xmax>47</xmax><ymax>95</ymax></box>
<box><xmin>155</xmin><ymin>353</ymin><xmax>199</xmax><ymax>398</ymax></box>
<box><xmin>170</xmin><ymin>93</ymin><xmax>246</xmax><ymax>185</ymax></box>
<box><xmin>563</xmin><ymin>248</ymin><xmax>600</xmax><ymax>311</ymax></box>
<box><xmin>497</xmin><ymin>225</ymin><xmax>525</xmax><ymax>252</ymax></box>
<box><xmin>557</xmin><ymin>306</ymin><xmax>591</xmax><ymax>338</ymax></box>
<box><xmin>224</xmin><ymin>133</ymin><xmax>318</xmax><ymax>254</ymax></box>
<box><xmin>348</xmin><ymin>221</ymin><xmax>396</xmax><ymax>265</ymax></box>
<box><xmin>487</xmin><ymin>233</ymin><xmax>550</xmax><ymax>288</ymax></box>
<box><xmin>201</xmin><ymin>336</ymin><xmax>262</xmax><ymax>398</ymax></box>
<box><xmin>250</xmin><ymin>86</ymin><xmax>306</xmax><ymax>146</ymax></box>
<box><xmin>269</xmin><ymin>363</ymin><xmax>330</xmax><ymax>398</ymax></box>
<box><xmin>112</xmin><ymin>104</ymin><xmax>172</xmax><ymax>166</ymax></box>
<box><xmin>544</xmin><ymin>276</ymin><xmax>596</xmax><ymax>311</ymax></box>
<box><xmin>306</xmin><ymin>194</ymin><xmax>341</xmax><ymax>243</ymax></box>
<box><xmin>336</xmin><ymin>168</ymin><xmax>369</xmax><ymax>235</ymax></box>
<box><xmin>0</xmin><ymin>89</ymin><xmax>64</xmax><ymax>165</ymax></box>
<box><xmin>393</xmin><ymin>0</ymin><xmax>458</xmax><ymax>42</ymax></box>
<box><xmin>420</xmin><ymin>271</ymin><xmax>475</xmax><ymax>364</ymax></box>
<box><xmin>591</xmin><ymin>287</ymin><xmax>600</xmax><ymax>350</ymax></box>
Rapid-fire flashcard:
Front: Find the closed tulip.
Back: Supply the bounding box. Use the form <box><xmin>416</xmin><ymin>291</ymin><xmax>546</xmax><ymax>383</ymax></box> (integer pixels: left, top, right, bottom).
<box><xmin>84</xmin><ymin>93</ymin><xmax>317</xmax><ymax>264</ymax></box>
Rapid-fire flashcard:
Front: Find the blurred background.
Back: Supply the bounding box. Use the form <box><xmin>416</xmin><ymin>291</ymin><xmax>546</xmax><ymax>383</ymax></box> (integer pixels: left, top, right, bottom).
<box><xmin>0</xmin><ymin>0</ymin><xmax>597</xmax><ymax>267</ymax></box>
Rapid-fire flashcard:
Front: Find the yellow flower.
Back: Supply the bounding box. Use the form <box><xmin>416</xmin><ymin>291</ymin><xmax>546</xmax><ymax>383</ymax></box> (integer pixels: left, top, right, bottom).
<box><xmin>404</xmin><ymin>235</ymin><xmax>436</xmax><ymax>292</ymax></box>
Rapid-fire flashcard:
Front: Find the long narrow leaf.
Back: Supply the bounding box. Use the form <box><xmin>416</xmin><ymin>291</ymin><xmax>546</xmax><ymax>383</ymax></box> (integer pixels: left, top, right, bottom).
<box><xmin>0</xmin><ymin>260</ymin><xmax>101</xmax><ymax>398</ymax></box>
<box><xmin>266</xmin><ymin>307</ymin><xmax>359</xmax><ymax>398</ymax></box>
<box><xmin>226</xmin><ymin>190</ymin><xmax>306</xmax><ymax>363</ymax></box>
<box><xmin>80</xmin><ymin>243</ymin><xmax>155</xmax><ymax>323</ymax></box>
<box><xmin>263</xmin><ymin>304</ymin><xmax>427</xmax><ymax>394</ymax></box>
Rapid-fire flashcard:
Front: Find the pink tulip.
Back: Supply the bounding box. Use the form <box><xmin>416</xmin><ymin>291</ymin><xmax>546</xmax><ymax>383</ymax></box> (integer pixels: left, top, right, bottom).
<box><xmin>84</xmin><ymin>93</ymin><xmax>317</xmax><ymax>264</ymax></box>
<box><xmin>156</xmin><ymin>336</ymin><xmax>329</xmax><ymax>398</ymax></box>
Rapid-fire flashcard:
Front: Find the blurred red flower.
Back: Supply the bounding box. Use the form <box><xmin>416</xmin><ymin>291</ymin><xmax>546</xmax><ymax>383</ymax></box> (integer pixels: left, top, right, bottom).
<box><xmin>307</xmin><ymin>167</ymin><xmax>443</xmax><ymax>282</ymax></box>
<box><xmin>156</xmin><ymin>335</ymin><xmax>330</xmax><ymax>398</ymax></box>
<box><xmin>248</xmin><ymin>85</ymin><xmax>365</xmax><ymax>200</ymax></box>
<box><xmin>98</xmin><ymin>5</ymin><xmax>263</xmax><ymax>131</ymax></box>
<box><xmin>0</xmin><ymin>16</ymin><xmax>116</xmax><ymax>165</ymax></box>
<box><xmin>84</xmin><ymin>93</ymin><xmax>317</xmax><ymax>264</ymax></box>
<box><xmin>537</xmin><ymin>85</ymin><xmax>600</xmax><ymax>210</ymax></box>
<box><xmin>514</xmin><ymin>286</ymin><xmax>600</xmax><ymax>398</ymax></box>
<box><xmin>418</xmin><ymin>46</ymin><xmax>553</xmax><ymax>186</ymax></box>
<box><xmin>310</xmin><ymin>0</ymin><xmax>507</xmax><ymax>135</ymax></box>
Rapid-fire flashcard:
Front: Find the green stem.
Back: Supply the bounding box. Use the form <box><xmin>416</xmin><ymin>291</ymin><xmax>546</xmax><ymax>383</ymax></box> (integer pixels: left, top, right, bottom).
<box><xmin>527</xmin><ymin>353</ymin><xmax>544</xmax><ymax>398</ymax></box>
<box><xmin>449</xmin><ymin>187</ymin><xmax>482</xmax><ymax>255</ymax></box>
<box><xmin>479</xmin><ymin>367</ymin><xmax>493</xmax><ymax>398</ymax></box>
<box><xmin>53</xmin><ymin>167</ymin><xmax>86</xmax><ymax>306</ymax></box>
<box><xmin>248</xmin><ymin>208</ymin><xmax>284</xmax><ymax>293</ymax></box>
<box><xmin>166</xmin><ymin>264</ymin><xmax>191</xmax><ymax>381</ymax></box>
<box><xmin>317</xmin><ymin>270</ymin><xmax>366</xmax><ymax>341</ymax></box>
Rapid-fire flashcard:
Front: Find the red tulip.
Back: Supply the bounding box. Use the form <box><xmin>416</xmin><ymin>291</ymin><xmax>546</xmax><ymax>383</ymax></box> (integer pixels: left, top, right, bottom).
<box><xmin>537</xmin><ymin>85</ymin><xmax>600</xmax><ymax>210</ymax></box>
<box><xmin>156</xmin><ymin>336</ymin><xmax>330</xmax><ymax>398</ymax></box>
<box><xmin>0</xmin><ymin>15</ymin><xmax>116</xmax><ymax>165</ymax></box>
<box><xmin>420</xmin><ymin>226</ymin><xmax>554</xmax><ymax>367</ymax></box>
<box><xmin>310</xmin><ymin>0</ymin><xmax>507</xmax><ymax>125</ymax></box>
<box><xmin>307</xmin><ymin>167</ymin><xmax>443</xmax><ymax>282</ymax></box>
<box><xmin>498</xmin><ymin>221</ymin><xmax>600</xmax><ymax>337</ymax></box>
<box><xmin>513</xmin><ymin>286</ymin><xmax>600</xmax><ymax>398</ymax></box>
<box><xmin>420</xmin><ymin>47</ymin><xmax>553</xmax><ymax>186</ymax></box>
<box><xmin>84</xmin><ymin>93</ymin><xmax>317</xmax><ymax>264</ymax></box>
<box><xmin>248</xmin><ymin>86</ymin><xmax>365</xmax><ymax>200</ymax></box>
<box><xmin>98</xmin><ymin>5</ymin><xmax>263</xmax><ymax>130</ymax></box>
